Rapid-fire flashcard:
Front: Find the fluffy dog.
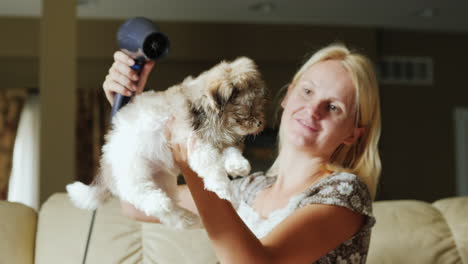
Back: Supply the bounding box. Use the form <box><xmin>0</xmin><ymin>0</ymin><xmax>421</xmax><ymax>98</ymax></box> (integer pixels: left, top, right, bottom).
<box><xmin>66</xmin><ymin>57</ymin><xmax>266</xmax><ymax>229</ymax></box>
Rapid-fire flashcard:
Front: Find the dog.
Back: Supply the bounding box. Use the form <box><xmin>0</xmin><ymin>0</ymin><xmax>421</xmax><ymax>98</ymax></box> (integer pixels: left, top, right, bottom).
<box><xmin>66</xmin><ymin>57</ymin><xmax>266</xmax><ymax>229</ymax></box>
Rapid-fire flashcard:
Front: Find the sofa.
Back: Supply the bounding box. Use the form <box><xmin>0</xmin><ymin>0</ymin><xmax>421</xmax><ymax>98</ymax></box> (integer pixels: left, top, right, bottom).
<box><xmin>1</xmin><ymin>193</ymin><xmax>467</xmax><ymax>264</ymax></box>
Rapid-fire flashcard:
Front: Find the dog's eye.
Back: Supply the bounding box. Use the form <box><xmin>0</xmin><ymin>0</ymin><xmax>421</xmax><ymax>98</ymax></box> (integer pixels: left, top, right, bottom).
<box><xmin>229</xmin><ymin>87</ymin><xmax>239</xmax><ymax>102</ymax></box>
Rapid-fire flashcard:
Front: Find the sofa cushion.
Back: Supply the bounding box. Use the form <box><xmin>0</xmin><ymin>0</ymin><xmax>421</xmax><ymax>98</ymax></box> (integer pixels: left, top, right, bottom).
<box><xmin>368</xmin><ymin>198</ymin><xmax>468</xmax><ymax>264</ymax></box>
<box><xmin>0</xmin><ymin>200</ymin><xmax>37</xmax><ymax>264</ymax></box>
<box><xmin>35</xmin><ymin>192</ymin><xmax>97</xmax><ymax>264</ymax></box>
<box><xmin>35</xmin><ymin>193</ymin><xmax>218</xmax><ymax>264</ymax></box>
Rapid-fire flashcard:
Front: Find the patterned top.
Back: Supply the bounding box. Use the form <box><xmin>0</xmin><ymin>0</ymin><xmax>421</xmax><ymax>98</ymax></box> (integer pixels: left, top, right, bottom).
<box><xmin>231</xmin><ymin>171</ymin><xmax>375</xmax><ymax>264</ymax></box>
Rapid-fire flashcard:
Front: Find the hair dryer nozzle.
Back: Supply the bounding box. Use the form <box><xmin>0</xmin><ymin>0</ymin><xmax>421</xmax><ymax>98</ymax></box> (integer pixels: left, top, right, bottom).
<box><xmin>117</xmin><ymin>17</ymin><xmax>170</xmax><ymax>61</ymax></box>
<box><xmin>143</xmin><ymin>32</ymin><xmax>170</xmax><ymax>60</ymax></box>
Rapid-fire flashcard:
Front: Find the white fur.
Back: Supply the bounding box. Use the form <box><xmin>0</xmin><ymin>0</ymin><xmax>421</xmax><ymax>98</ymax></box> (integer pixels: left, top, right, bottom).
<box><xmin>66</xmin><ymin>182</ymin><xmax>107</xmax><ymax>210</ymax></box>
<box><xmin>68</xmin><ymin>99</ymin><xmax>202</xmax><ymax>229</ymax></box>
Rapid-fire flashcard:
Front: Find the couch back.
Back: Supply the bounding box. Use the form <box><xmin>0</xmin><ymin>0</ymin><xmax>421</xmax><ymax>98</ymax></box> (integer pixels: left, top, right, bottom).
<box><xmin>369</xmin><ymin>197</ymin><xmax>468</xmax><ymax>263</ymax></box>
<box><xmin>1</xmin><ymin>193</ymin><xmax>467</xmax><ymax>264</ymax></box>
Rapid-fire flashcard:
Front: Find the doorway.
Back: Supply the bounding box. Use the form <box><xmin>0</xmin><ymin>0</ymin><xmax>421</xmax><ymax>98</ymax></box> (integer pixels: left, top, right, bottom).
<box><xmin>454</xmin><ymin>107</ymin><xmax>468</xmax><ymax>196</ymax></box>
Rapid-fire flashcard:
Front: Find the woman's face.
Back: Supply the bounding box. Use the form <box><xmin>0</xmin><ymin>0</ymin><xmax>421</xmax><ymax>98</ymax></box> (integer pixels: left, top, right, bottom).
<box><xmin>280</xmin><ymin>60</ymin><xmax>363</xmax><ymax>158</ymax></box>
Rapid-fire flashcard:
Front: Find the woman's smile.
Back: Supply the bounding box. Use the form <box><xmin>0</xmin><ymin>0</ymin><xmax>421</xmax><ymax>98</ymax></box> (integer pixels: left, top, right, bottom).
<box><xmin>296</xmin><ymin>118</ymin><xmax>319</xmax><ymax>132</ymax></box>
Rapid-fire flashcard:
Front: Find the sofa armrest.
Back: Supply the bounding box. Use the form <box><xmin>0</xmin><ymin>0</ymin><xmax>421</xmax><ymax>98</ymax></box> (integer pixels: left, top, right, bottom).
<box><xmin>0</xmin><ymin>200</ymin><xmax>37</xmax><ymax>264</ymax></box>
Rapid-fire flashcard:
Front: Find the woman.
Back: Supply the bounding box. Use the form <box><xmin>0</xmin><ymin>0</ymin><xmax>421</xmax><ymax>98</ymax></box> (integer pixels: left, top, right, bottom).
<box><xmin>103</xmin><ymin>43</ymin><xmax>381</xmax><ymax>263</ymax></box>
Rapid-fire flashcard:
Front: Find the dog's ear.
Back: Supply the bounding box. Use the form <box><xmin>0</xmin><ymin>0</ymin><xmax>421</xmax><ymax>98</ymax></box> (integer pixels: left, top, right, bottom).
<box><xmin>182</xmin><ymin>76</ymin><xmax>194</xmax><ymax>84</ymax></box>
<box><xmin>205</xmin><ymin>79</ymin><xmax>236</xmax><ymax>113</ymax></box>
<box><xmin>229</xmin><ymin>57</ymin><xmax>256</xmax><ymax>83</ymax></box>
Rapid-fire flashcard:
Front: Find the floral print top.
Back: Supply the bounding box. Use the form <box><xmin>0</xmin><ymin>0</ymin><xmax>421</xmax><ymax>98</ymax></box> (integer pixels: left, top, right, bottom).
<box><xmin>231</xmin><ymin>171</ymin><xmax>376</xmax><ymax>264</ymax></box>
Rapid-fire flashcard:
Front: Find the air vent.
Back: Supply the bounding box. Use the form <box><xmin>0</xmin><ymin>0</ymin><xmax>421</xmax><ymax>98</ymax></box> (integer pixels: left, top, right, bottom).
<box><xmin>378</xmin><ymin>56</ymin><xmax>433</xmax><ymax>85</ymax></box>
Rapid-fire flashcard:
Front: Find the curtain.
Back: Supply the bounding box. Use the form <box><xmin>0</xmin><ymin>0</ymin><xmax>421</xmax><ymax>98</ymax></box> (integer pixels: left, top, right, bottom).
<box><xmin>75</xmin><ymin>88</ymin><xmax>110</xmax><ymax>184</ymax></box>
<box><xmin>3</xmin><ymin>87</ymin><xmax>111</xmax><ymax>202</ymax></box>
<box><xmin>0</xmin><ymin>89</ymin><xmax>27</xmax><ymax>200</ymax></box>
<box><xmin>8</xmin><ymin>95</ymin><xmax>40</xmax><ymax>210</ymax></box>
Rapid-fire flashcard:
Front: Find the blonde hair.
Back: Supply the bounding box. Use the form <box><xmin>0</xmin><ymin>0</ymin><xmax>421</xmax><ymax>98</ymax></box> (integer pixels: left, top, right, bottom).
<box><xmin>267</xmin><ymin>43</ymin><xmax>382</xmax><ymax>199</ymax></box>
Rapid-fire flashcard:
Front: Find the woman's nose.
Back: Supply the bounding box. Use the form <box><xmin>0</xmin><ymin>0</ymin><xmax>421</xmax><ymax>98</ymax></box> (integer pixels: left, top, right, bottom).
<box><xmin>306</xmin><ymin>102</ymin><xmax>322</xmax><ymax>120</ymax></box>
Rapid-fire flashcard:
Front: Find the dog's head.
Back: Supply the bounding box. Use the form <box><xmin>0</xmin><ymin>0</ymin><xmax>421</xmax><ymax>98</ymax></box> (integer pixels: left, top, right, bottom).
<box><xmin>188</xmin><ymin>57</ymin><xmax>266</xmax><ymax>139</ymax></box>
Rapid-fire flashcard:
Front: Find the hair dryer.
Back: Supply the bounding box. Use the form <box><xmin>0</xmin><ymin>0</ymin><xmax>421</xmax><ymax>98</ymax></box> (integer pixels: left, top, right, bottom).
<box><xmin>111</xmin><ymin>17</ymin><xmax>170</xmax><ymax>118</ymax></box>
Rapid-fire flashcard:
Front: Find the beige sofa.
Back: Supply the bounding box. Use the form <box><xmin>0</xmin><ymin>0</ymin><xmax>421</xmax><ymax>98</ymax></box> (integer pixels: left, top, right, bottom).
<box><xmin>1</xmin><ymin>193</ymin><xmax>467</xmax><ymax>264</ymax></box>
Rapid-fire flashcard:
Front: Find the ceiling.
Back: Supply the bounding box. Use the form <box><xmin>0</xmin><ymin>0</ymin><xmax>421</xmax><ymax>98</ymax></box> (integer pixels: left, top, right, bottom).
<box><xmin>2</xmin><ymin>0</ymin><xmax>468</xmax><ymax>33</ymax></box>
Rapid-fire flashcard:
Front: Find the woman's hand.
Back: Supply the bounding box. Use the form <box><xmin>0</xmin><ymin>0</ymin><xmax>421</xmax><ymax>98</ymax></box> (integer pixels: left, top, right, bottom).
<box><xmin>102</xmin><ymin>51</ymin><xmax>155</xmax><ymax>105</ymax></box>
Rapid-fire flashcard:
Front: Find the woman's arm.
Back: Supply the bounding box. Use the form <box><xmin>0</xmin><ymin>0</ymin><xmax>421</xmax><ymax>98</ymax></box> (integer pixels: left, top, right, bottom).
<box><xmin>120</xmin><ymin>184</ymin><xmax>199</xmax><ymax>222</ymax></box>
<box><xmin>174</xmin><ymin>140</ymin><xmax>364</xmax><ymax>264</ymax></box>
<box><xmin>120</xmin><ymin>200</ymin><xmax>161</xmax><ymax>223</ymax></box>
<box><xmin>180</xmin><ymin>162</ymin><xmax>364</xmax><ymax>264</ymax></box>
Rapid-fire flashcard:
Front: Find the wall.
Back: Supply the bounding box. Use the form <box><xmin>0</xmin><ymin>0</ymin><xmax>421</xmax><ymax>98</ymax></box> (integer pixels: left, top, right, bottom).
<box><xmin>1</xmin><ymin>16</ymin><xmax>466</xmax><ymax>203</ymax></box>
<box><xmin>377</xmin><ymin>30</ymin><xmax>468</xmax><ymax>201</ymax></box>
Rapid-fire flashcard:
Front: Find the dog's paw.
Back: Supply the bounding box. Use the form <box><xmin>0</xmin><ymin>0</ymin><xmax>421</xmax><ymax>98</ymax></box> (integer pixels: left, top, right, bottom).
<box><xmin>225</xmin><ymin>156</ymin><xmax>251</xmax><ymax>177</ymax></box>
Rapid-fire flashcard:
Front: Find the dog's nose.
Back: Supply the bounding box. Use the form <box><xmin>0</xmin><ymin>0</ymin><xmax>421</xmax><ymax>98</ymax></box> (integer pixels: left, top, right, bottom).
<box><xmin>257</xmin><ymin>120</ymin><xmax>262</xmax><ymax>127</ymax></box>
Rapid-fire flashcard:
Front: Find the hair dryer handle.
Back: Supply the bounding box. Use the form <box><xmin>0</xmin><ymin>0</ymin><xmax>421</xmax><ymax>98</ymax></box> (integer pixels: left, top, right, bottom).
<box><xmin>110</xmin><ymin>60</ymin><xmax>145</xmax><ymax>118</ymax></box>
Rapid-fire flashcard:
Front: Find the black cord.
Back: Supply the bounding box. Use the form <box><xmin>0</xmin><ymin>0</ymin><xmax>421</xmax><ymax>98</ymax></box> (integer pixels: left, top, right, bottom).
<box><xmin>82</xmin><ymin>209</ymin><xmax>97</xmax><ymax>264</ymax></box>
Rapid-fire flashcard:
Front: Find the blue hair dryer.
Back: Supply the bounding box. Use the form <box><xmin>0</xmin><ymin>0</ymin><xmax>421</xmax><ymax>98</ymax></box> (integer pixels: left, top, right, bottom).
<box><xmin>111</xmin><ymin>17</ymin><xmax>170</xmax><ymax>118</ymax></box>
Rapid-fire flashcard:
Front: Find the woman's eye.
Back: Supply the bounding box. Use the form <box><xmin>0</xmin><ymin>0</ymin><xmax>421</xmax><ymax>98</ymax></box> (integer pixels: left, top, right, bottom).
<box><xmin>328</xmin><ymin>104</ymin><xmax>338</xmax><ymax>111</ymax></box>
